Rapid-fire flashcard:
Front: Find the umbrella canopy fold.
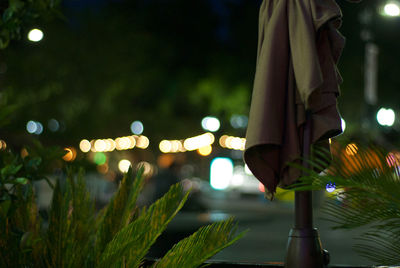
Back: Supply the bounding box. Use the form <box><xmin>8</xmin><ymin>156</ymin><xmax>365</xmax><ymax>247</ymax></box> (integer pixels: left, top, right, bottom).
<box><xmin>244</xmin><ymin>0</ymin><xmax>345</xmax><ymax>199</ymax></box>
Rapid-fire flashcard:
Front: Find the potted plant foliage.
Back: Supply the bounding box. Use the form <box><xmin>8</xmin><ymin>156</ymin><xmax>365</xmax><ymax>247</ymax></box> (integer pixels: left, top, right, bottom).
<box><xmin>0</xmin><ymin>144</ymin><xmax>246</xmax><ymax>267</ymax></box>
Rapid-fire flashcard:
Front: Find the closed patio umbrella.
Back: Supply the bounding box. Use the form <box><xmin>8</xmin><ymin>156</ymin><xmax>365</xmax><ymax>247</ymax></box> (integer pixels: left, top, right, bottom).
<box><xmin>244</xmin><ymin>0</ymin><xmax>360</xmax><ymax>267</ymax></box>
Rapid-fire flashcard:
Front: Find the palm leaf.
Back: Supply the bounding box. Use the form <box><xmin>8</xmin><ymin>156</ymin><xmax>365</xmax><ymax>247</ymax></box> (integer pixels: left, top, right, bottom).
<box><xmin>293</xmin><ymin>142</ymin><xmax>400</xmax><ymax>264</ymax></box>
<box><xmin>94</xmin><ymin>167</ymin><xmax>145</xmax><ymax>262</ymax></box>
<box><xmin>44</xmin><ymin>174</ymin><xmax>73</xmax><ymax>267</ymax></box>
<box><xmin>65</xmin><ymin>168</ymin><xmax>96</xmax><ymax>267</ymax></box>
<box><xmin>354</xmin><ymin>229</ymin><xmax>400</xmax><ymax>265</ymax></box>
<box><xmin>44</xmin><ymin>167</ymin><xmax>96</xmax><ymax>267</ymax></box>
<box><xmin>99</xmin><ymin>182</ymin><xmax>189</xmax><ymax>268</ymax></box>
<box><xmin>153</xmin><ymin>217</ymin><xmax>247</xmax><ymax>268</ymax></box>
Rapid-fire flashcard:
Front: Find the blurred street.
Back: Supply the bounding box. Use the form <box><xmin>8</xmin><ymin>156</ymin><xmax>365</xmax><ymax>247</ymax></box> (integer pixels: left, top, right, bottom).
<box><xmin>148</xmin><ymin>191</ymin><xmax>374</xmax><ymax>266</ymax></box>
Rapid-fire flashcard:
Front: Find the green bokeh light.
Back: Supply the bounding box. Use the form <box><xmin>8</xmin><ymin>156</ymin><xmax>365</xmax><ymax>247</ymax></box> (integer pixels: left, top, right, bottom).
<box><xmin>94</xmin><ymin>152</ymin><xmax>107</xmax><ymax>165</ymax></box>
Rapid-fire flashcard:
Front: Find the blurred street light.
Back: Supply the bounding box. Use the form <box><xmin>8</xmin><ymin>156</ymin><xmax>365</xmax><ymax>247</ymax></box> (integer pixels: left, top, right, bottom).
<box><xmin>201</xmin><ymin>116</ymin><xmax>220</xmax><ymax>132</ymax></box>
<box><xmin>360</xmin><ymin>4</ymin><xmax>398</xmax><ymax>131</ymax></box>
<box><xmin>376</xmin><ymin>107</ymin><xmax>396</xmax><ymax>126</ymax></box>
<box><xmin>130</xmin><ymin>120</ymin><xmax>144</xmax><ymax>135</ymax></box>
<box><xmin>27</xmin><ymin>29</ymin><xmax>44</xmax><ymax>42</ymax></box>
<box><xmin>210</xmin><ymin>157</ymin><xmax>233</xmax><ymax>190</ymax></box>
<box><xmin>383</xmin><ymin>1</ymin><xmax>400</xmax><ymax>17</ymax></box>
<box><xmin>26</xmin><ymin>120</ymin><xmax>43</xmax><ymax>135</ymax></box>
<box><xmin>118</xmin><ymin>159</ymin><xmax>131</xmax><ymax>173</ymax></box>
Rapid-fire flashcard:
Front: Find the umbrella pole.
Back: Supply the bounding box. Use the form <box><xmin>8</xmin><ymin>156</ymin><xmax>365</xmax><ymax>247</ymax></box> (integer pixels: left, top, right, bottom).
<box><xmin>284</xmin><ymin>111</ymin><xmax>330</xmax><ymax>268</ymax></box>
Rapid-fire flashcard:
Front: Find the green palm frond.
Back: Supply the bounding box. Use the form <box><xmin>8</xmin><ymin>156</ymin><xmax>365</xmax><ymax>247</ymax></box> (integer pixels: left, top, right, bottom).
<box><xmin>94</xmin><ymin>167</ymin><xmax>145</xmax><ymax>262</ymax></box>
<box><xmin>354</xmin><ymin>229</ymin><xmax>400</xmax><ymax>264</ymax></box>
<box><xmin>292</xmin><ymin>142</ymin><xmax>400</xmax><ymax>264</ymax></box>
<box><xmin>99</xmin><ymin>182</ymin><xmax>189</xmax><ymax>268</ymax></box>
<box><xmin>153</xmin><ymin>217</ymin><xmax>247</xmax><ymax>268</ymax></box>
<box><xmin>45</xmin><ymin>175</ymin><xmax>73</xmax><ymax>267</ymax></box>
<box><xmin>44</xmin><ymin>167</ymin><xmax>96</xmax><ymax>267</ymax></box>
<box><xmin>1</xmin><ymin>148</ymin><xmax>245</xmax><ymax>268</ymax></box>
<box><xmin>66</xmin><ymin>168</ymin><xmax>96</xmax><ymax>267</ymax></box>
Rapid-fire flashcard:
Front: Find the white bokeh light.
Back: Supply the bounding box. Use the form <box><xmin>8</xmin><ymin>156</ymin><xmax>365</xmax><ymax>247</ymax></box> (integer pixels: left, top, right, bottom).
<box><xmin>210</xmin><ymin>157</ymin><xmax>233</xmax><ymax>190</ymax></box>
<box><xmin>377</xmin><ymin>107</ymin><xmax>396</xmax><ymax>126</ymax></box>
<box><xmin>201</xmin><ymin>116</ymin><xmax>220</xmax><ymax>132</ymax></box>
<box><xmin>28</xmin><ymin>29</ymin><xmax>44</xmax><ymax>42</ymax></box>
<box><xmin>118</xmin><ymin>159</ymin><xmax>132</xmax><ymax>173</ymax></box>
<box><xmin>384</xmin><ymin>2</ymin><xmax>400</xmax><ymax>17</ymax></box>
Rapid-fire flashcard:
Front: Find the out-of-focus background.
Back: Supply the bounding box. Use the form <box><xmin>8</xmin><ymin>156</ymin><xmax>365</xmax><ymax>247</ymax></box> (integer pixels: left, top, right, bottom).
<box><xmin>1</xmin><ymin>0</ymin><xmax>400</xmax><ymax>265</ymax></box>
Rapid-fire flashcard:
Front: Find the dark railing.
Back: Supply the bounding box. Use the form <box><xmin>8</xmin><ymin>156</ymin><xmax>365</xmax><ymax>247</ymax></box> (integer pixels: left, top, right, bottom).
<box><xmin>143</xmin><ymin>259</ymin><xmax>372</xmax><ymax>268</ymax></box>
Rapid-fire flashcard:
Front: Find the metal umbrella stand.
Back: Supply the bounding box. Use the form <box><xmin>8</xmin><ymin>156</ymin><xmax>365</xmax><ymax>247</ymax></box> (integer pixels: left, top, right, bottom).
<box><xmin>284</xmin><ymin>112</ymin><xmax>329</xmax><ymax>268</ymax></box>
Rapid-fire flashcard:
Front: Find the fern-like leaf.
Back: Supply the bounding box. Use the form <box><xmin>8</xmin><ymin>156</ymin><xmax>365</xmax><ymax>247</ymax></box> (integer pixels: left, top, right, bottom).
<box><xmin>94</xmin><ymin>167</ymin><xmax>145</xmax><ymax>262</ymax></box>
<box><xmin>153</xmin><ymin>217</ymin><xmax>247</xmax><ymax>268</ymax></box>
<box><xmin>293</xmin><ymin>143</ymin><xmax>400</xmax><ymax>264</ymax></box>
<box><xmin>99</xmin><ymin>182</ymin><xmax>189</xmax><ymax>268</ymax></box>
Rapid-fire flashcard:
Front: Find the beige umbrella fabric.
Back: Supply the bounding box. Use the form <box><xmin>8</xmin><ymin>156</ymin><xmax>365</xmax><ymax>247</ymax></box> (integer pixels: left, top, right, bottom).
<box><xmin>244</xmin><ymin>0</ymin><xmax>345</xmax><ymax>199</ymax></box>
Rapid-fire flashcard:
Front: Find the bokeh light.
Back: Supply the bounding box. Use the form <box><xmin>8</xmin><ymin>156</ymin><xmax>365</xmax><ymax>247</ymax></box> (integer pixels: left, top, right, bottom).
<box><xmin>183</xmin><ymin>133</ymin><xmax>215</xmax><ymax>151</ymax></box>
<box><xmin>201</xmin><ymin>116</ymin><xmax>220</xmax><ymax>132</ymax></box>
<box><xmin>136</xmin><ymin>135</ymin><xmax>150</xmax><ymax>149</ymax></box>
<box><xmin>79</xmin><ymin>139</ymin><xmax>91</xmax><ymax>153</ymax></box>
<box><xmin>197</xmin><ymin>145</ymin><xmax>212</xmax><ymax>156</ymax></box>
<box><xmin>230</xmin><ymin>114</ymin><xmax>248</xmax><ymax>129</ymax></box>
<box><xmin>159</xmin><ymin>140</ymin><xmax>172</xmax><ymax>153</ymax></box>
<box><xmin>137</xmin><ymin>161</ymin><xmax>154</xmax><ymax>177</ymax></box>
<box><xmin>94</xmin><ymin>152</ymin><xmax>107</xmax><ymax>165</ymax></box>
<box><xmin>130</xmin><ymin>121</ymin><xmax>144</xmax><ymax>135</ymax></box>
<box><xmin>48</xmin><ymin>119</ymin><xmax>60</xmax><ymax>132</ymax></box>
<box><xmin>0</xmin><ymin>140</ymin><xmax>6</xmax><ymax>150</ymax></box>
<box><xmin>21</xmin><ymin>148</ymin><xmax>29</xmax><ymax>158</ymax></box>
<box><xmin>384</xmin><ymin>2</ymin><xmax>400</xmax><ymax>16</ymax></box>
<box><xmin>157</xmin><ymin>154</ymin><xmax>174</xmax><ymax>168</ymax></box>
<box><xmin>63</xmin><ymin>147</ymin><xmax>77</xmax><ymax>162</ymax></box>
<box><xmin>118</xmin><ymin>159</ymin><xmax>131</xmax><ymax>173</ymax></box>
<box><xmin>26</xmin><ymin>120</ymin><xmax>37</xmax><ymax>134</ymax></box>
<box><xmin>97</xmin><ymin>163</ymin><xmax>109</xmax><ymax>174</ymax></box>
<box><xmin>219</xmin><ymin>135</ymin><xmax>246</xmax><ymax>150</ymax></box>
<box><xmin>377</xmin><ymin>107</ymin><xmax>395</xmax><ymax>126</ymax></box>
<box><xmin>94</xmin><ymin>139</ymin><xmax>107</xmax><ymax>152</ymax></box>
<box><xmin>26</xmin><ymin>120</ymin><xmax>43</xmax><ymax>135</ymax></box>
<box><xmin>386</xmin><ymin>151</ymin><xmax>400</xmax><ymax>167</ymax></box>
<box><xmin>326</xmin><ymin>182</ymin><xmax>336</xmax><ymax>193</ymax></box>
<box><xmin>210</xmin><ymin>157</ymin><xmax>233</xmax><ymax>190</ymax></box>
<box><xmin>115</xmin><ymin>136</ymin><xmax>133</xmax><ymax>150</ymax></box>
<box><xmin>105</xmin><ymin>138</ymin><xmax>116</xmax><ymax>152</ymax></box>
<box><xmin>28</xmin><ymin>28</ymin><xmax>44</xmax><ymax>42</ymax></box>
<box><xmin>345</xmin><ymin>143</ymin><xmax>358</xmax><ymax>156</ymax></box>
